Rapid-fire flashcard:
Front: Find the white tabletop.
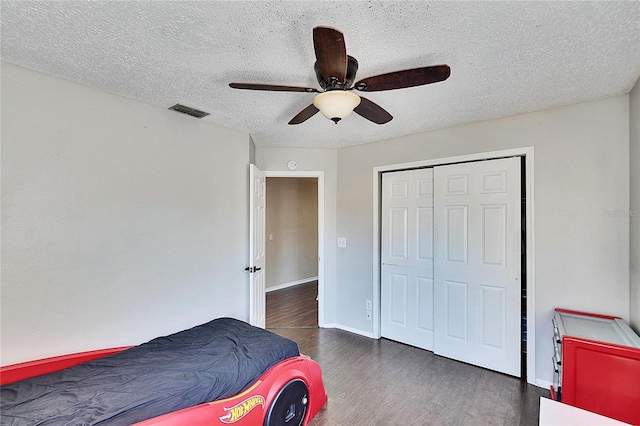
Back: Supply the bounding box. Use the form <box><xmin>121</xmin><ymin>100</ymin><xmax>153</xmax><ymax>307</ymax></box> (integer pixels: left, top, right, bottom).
<box><xmin>539</xmin><ymin>398</ymin><xmax>631</xmax><ymax>426</ymax></box>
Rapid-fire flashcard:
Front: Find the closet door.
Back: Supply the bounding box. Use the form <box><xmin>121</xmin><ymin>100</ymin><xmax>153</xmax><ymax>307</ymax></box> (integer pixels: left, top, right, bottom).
<box><xmin>381</xmin><ymin>169</ymin><xmax>434</xmax><ymax>350</ymax></box>
<box><xmin>433</xmin><ymin>157</ymin><xmax>521</xmax><ymax>376</ymax></box>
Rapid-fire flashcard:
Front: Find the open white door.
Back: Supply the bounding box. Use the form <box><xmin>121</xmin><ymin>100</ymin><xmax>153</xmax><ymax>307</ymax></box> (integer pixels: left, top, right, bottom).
<box><xmin>381</xmin><ymin>168</ymin><xmax>435</xmax><ymax>350</ymax></box>
<box><xmin>433</xmin><ymin>157</ymin><xmax>521</xmax><ymax>376</ymax></box>
<box><xmin>249</xmin><ymin>164</ymin><xmax>266</xmax><ymax>328</ymax></box>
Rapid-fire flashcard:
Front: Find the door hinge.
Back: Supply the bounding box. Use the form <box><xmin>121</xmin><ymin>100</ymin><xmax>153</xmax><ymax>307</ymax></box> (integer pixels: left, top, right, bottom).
<box><xmin>244</xmin><ymin>266</ymin><xmax>262</xmax><ymax>273</ymax></box>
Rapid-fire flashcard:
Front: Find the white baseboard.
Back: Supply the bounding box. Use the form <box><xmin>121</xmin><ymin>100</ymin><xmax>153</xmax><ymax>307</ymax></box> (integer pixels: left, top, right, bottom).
<box><xmin>535</xmin><ymin>378</ymin><xmax>553</xmax><ymax>390</ymax></box>
<box><xmin>322</xmin><ymin>323</ymin><xmax>375</xmax><ymax>339</ymax></box>
<box><xmin>323</xmin><ymin>324</ymin><xmax>550</xmax><ymax>389</ymax></box>
<box><xmin>265</xmin><ymin>276</ymin><xmax>318</xmax><ymax>293</ymax></box>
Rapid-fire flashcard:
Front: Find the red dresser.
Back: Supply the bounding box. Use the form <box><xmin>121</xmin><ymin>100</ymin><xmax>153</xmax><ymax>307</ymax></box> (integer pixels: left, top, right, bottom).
<box><xmin>551</xmin><ymin>308</ymin><xmax>640</xmax><ymax>425</ymax></box>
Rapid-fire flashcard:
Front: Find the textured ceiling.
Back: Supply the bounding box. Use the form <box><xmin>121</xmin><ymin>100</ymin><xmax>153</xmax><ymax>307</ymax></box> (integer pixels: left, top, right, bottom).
<box><xmin>2</xmin><ymin>1</ymin><xmax>639</xmax><ymax>148</ymax></box>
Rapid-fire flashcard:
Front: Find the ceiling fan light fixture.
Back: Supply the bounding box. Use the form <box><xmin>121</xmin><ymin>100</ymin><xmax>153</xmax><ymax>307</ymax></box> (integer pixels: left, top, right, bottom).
<box><xmin>312</xmin><ymin>91</ymin><xmax>361</xmax><ymax>123</ymax></box>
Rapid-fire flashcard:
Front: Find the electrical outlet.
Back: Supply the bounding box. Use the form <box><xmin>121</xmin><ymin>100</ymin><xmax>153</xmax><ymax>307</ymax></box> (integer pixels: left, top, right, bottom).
<box><xmin>366</xmin><ymin>299</ymin><xmax>372</xmax><ymax>311</ymax></box>
<box><xmin>337</xmin><ymin>237</ymin><xmax>347</xmax><ymax>248</ymax></box>
<box><xmin>366</xmin><ymin>311</ymin><xmax>372</xmax><ymax>320</ymax></box>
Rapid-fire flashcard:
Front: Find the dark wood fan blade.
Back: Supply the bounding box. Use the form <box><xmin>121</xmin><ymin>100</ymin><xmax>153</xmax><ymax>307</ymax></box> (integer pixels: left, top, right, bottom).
<box><xmin>229</xmin><ymin>83</ymin><xmax>318</xmax><ymax>93</ymax></box>
<box><xmin>313</xmin><ymin>26</ymin><xmax>347</xmax><ymax>82</ymax></box>
<box><xmin>288</xmin><ymin>104</ymin><xmax>320</xmax><ymax>125</ymax></box>
<box><xmin>353</xmin><ymin>96</ymin><xmax>393</xmax><ymax>124</ymax></box>
<box><xmin>354</xmin><ymin>65</ymin><xmax>450</xmax><ymax>92</ymax></box>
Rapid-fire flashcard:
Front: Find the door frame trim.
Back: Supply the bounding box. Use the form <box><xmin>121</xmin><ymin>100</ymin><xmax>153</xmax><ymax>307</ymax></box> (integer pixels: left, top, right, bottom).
<box><xmin>372</xmin><ymin>147</ymin><xmax>536</xmax><ymax>385</ymax></box>
<box><xmin>264</xmin><ymin>171</ymin><xmax>325</xmax><ymax>327</ymax></box>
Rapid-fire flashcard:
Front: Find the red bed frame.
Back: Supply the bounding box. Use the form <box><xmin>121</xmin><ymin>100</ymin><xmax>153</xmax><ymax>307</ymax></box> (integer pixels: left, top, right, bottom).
<box><xmin>1</xmin><ymin>347</ymin><xmax>327</xmax><ymax>425</ymax></box>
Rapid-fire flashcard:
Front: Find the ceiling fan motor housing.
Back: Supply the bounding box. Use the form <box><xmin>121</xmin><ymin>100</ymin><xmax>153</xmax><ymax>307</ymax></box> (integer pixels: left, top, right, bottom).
<box><xmin>315</xmin><ymin>55</ymin><xmax>359</xmax><ymax>91</ymax></box>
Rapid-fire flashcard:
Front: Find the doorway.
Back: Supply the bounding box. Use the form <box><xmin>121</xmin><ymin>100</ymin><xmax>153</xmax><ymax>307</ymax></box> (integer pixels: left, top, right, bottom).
<box><xmin>265</xmin><ymin>177</ymin><xmax>319</xmax><ymax>329</ymax></box>
<box><xmin>255</xmin><ymin>170</ymin><xmax>325</xmax><ymax>329</ymax></box>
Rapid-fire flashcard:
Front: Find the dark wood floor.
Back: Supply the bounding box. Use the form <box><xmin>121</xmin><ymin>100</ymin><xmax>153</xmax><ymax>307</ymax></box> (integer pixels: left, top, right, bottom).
<box><xmin>266</xmin><ymin>280</ymin><xmax>318</xmax><ymax>329</ymax></box>
<box><xmin>267</xmin><ymin>282</ymin><xmax>549</xmax><ymax>426</ymax></box>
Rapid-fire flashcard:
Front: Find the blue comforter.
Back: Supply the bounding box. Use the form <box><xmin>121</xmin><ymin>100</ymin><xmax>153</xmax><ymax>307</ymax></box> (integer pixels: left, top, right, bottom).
<box><xmin>0</xmin><ymin>318</ymin><xmax>299</xmax><ymax>425</ymax></box>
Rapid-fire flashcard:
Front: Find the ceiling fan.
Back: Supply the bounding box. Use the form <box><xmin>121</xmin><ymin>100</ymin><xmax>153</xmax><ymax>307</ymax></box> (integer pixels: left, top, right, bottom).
<box><xmin>229</xmin><ymin>26</ymin><xmax>450</xmax><ymax>125</ymax></box>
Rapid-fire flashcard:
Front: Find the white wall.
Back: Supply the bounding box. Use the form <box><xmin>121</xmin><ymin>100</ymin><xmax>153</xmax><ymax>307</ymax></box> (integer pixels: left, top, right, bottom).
<box><xmin>2</xmin><ymin>58</ymin><xmax>634</xmax><ymax>389</ymax></box>
<box><xmin>255</xmin><ymin>147</ymin><xmax>337</xmax><ymax>325</ymax></box>
<box><xmin>335</xmin><ymin>96</ymin><xmax>630</xmax><ymax>386</ymax></box>
<box><xmin>630</xmin><ymin>78</ymin><xmax>640</xmax><ymax>334</ymax></box>
<box><xmin>265</xmin><ymin>178</ymin><xmax>318</xmax><ymax>289</ymax></box>
<box><xmin>1</xmin><ymin>62</ymin><xmax>252</xmax><ymax>365</ymax></box>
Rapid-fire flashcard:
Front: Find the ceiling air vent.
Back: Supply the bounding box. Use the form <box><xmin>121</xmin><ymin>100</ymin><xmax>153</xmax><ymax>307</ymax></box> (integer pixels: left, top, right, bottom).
<box><xmin>169</xmin><ymin>104</ymin><xmax>210</xmax><ymax>119</ymax></box>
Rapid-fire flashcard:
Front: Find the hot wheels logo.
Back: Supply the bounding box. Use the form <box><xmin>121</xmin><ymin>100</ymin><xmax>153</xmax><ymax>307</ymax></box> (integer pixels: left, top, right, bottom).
<box><xmin>219</xmin><ymin>395</ymin><xmax>265</xmax><ymax>423</ymax></box>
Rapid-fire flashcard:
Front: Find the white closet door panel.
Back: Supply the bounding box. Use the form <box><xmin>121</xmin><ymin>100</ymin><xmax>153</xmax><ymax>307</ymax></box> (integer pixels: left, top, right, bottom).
<box><xmin>382</xmin><ymin>169</ymin><xmax>434</xmax><ymax>351</ymax></box>
<box><xmin>417</xmin><ymin>276</ymin><xmax>434</xmax><ymax>331</ymax></box>
<box><xmin>434</xmin><ymin>157</ymin><xmax>521</xmax><ymax>377</ymax></box>
<box><xmin>445</xmin><ymin>280</ymin><xmax>468</xmax><ymax>341</ymax></box>
<box><xmin>417</xmin><ymin>207</ymin><xmax>434</xmax><ymax>266</ymax></box>
<box><xmin>390</xmin><ymin>272</ymin><xmax>408</xmax><ymax>325</ymax></box>
<box><xmin>444</xmin><ymin>205</ymin><xmax>468</xmax><ymax>264</ymax></box>
<box><xmin>389</xmin><ymin>207</ymin><xmax>409</xmax><ymax>262</ymax></box>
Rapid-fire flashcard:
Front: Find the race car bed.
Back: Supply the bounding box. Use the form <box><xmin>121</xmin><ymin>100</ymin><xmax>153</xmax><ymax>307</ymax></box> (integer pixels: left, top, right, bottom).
<box><xmin>0</xmin><ymin>317</ymin><xmax>327</xmax><ymax>425</ymax></box>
